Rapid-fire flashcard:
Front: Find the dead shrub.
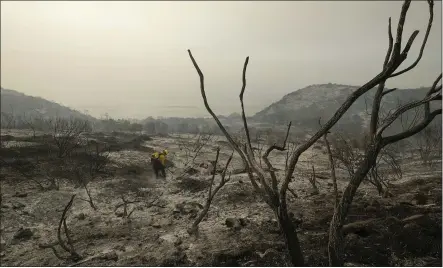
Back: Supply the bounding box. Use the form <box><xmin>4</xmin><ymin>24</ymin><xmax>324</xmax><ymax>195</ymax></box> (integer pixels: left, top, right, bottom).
<box><xmin>174</xmin><ymin>177</ymin><xmax>211</xmax><ymax>193</ymax></box>
<box><xmin>225</xmin><ymin>184</ymin><xmax>258</xmax><ymax>204</ymax></box>
<box><xmin>1</xmin><ymin>134</ymin><xmax>15</xmax><ymax>141</ymax></box>
<box><xmin>119</xmin><ymin>164</ymin><xmax>146</xmax><ymax>175</ymax></box>
<box><xmin>38</xmin><ymin>195</ymin><xmax>82</xmax><ymax>261</ymax></box>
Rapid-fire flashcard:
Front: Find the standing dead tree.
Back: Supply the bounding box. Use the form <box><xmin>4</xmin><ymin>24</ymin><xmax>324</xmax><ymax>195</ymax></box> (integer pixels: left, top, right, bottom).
<box><xmin>114</xmin><ymin>192</ymin><xmax>162</xmax><ymax>220</ymax></box>
<box><xmin>21</xmin><ymin>113</ymin><xmax>38</xmax><ymax>139</ymax></box>
<box><xmin>39</xmin><ymin>194</ymin><xmax>81</xmax><ymax>262</ymax></box>
<box><xmin>327</xmin><ymin>0</ymin><xmax>440</xmax><ymax>265</ymax></box>
<box><xmin>1</xmin><ymin>110</ymin><xmax>16</xmax><ymax>130</ymax></box>
<box><xmin>414</xmin><ymin>121</ymin><xmax>442</xmax><ymax>168</ymax></box>
<box><xmin>71</xmin><ymin>140</ymin><xmax>111</xmax><ymax>210</ymax></box>
<box><xmin>187</xmin><ymin>1</ymin><xmax>439</xmax><ymax>265</ymax></box>
<box><xmin>32</xmin><ymin>117</ymin><xmax>93</xmax><ymax>190</ymax></box>
<box><xmin>176</xmin><ymin>132</ymin><xmax>214</xmax><ymax>175</ymax></box>
<box><xmin>329</xmin><ymin>131</ymin><xmax>401</xmax><ymax>196</ymax></box>
<box><xmin>46</xmin><ymin>117</ymin><xmax>92</xmax><ymax>159</ymax></box>
<box><xmin>187</xmin><ymin>148</ymin><xmax>234</xmax><ymax>235</ymax></box>
<box><xmin>188</xmin><ymin>49</ymin><xmax>303</xmax><ymax>264</ymax></box>
<box><xmin>115</xmin><ymin>195</ymin><xmax>140</xmax><ymax>220</ymax></box>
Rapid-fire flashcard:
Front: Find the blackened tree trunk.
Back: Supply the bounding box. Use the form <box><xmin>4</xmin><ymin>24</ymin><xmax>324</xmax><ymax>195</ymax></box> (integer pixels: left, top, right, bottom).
<box><xmin>328</xmin><ymin>142</ymin><xmax>381</xmax><ymax>266</ymax></box>
<box><xmin>277</xmin><ymin>200</ymin><xmax>305</xmax><ymax>266</ymax></box>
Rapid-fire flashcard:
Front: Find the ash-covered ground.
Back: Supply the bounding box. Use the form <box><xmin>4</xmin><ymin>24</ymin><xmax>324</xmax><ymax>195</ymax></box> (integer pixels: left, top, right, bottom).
<box><xmin>1</xmin><ymin>130</ymin><xmax>441</xmax><ymax>266</ymax></box>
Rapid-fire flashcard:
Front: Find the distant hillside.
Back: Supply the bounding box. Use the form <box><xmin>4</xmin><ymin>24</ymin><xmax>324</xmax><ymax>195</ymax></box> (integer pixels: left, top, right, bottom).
<box><xmin>253</xmin><ymin>83</ymin><xmax>441</xmax><ymax>134</ymax></box>
<box><xmin>1</xmin><ymin>88</ymin><xmax>96</xmax><ymax>121</ymax></box>
<box><xmin>2</xmin><ymin>85</ymin><xmax>439</xmax><ymax>136</ymax></box>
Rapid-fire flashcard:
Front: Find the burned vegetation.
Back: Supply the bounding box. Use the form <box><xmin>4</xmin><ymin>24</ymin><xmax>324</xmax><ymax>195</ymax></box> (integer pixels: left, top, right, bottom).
<box><xmin>1</xmin><ymin>0</ymin><xmax>442</xmax><ymax>267</ymax></box>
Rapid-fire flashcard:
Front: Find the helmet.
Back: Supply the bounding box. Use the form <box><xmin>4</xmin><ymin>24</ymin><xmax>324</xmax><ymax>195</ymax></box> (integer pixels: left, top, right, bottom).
<box><xmin>163</xmin><ymin>149</ymin><xmax>168</xmax><ymax>155</ymax></box>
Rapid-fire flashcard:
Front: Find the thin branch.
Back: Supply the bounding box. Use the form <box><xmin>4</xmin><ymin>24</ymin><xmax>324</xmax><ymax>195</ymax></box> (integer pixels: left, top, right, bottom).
<box><xmin>390</xmin><ymin>0</ymin><xmax>435</xmax><ymax>77</ymax></box>
<box><xmin>391</xmin><ymin>0</ymin><xmax>412</xmax><ymax>60</ymax></box>
<box><xmin>363</xmin><ymin>95</ymin><xmax>373</xmax><ymax>117</ymax></box>
<box><xmin>208</xmin><ymin>148</ymin><xmax>221</xmax><ymax>198</ymax></box>
<box><xmin>406</xmin><ymin>105</ymin><xmax>424</xmax><ymax>131</ymax></box>
<box><xmin>127</xmin><ymin>208</ymin><xmax>136</xmax><ymax>219</ymax></box>
<box><xmin>369</xmin><ymin>16</ymin><xmax>394</xmax><ymax>137</ymax></box>
<box><xmin>262</xmin><ymin>122</ymin><xmax>292</xmax><ymax>192</ymax></box>
<box><xmin>376</xmin><ymin>86</ymin><xmax>441</xmax><ymax>136</ymax></box>
<box><xmin>401</xmin><ymin>30</ymin><xmax>420</xmax><ymax>57</ymax></box>
<box><xmin>239</xmin><ymin>56</ymin><xmax>254</xmax><ymax>158</ymax></box>
<box><xmin>382</xmin><ymin>109</ymin><xmax>441</xmax><ymax>145</ymax></box>
<box><xmin>309</xmin><ymin>165</ymin><xmax>319</xmax><ymax>193</ymax></box>
<box><xmin>288</xmin><ymin>187</ymin><xmax>298</xmax><ymax>199</ymax></box>
<box><xmin>39</xmin><ymin>242</ymin><xmax>66</xmax><ymax>260</ymax></box>
<box><xmin>221</xmin><ymin>151</ymin><xmax>234</xmax><ymax>183</ymax></box>
<box><xmin>187</xmin><ymin>49</ymin><xmax>273</xmax><ymax>204</ymax></box>
<box><xmin>188</xmin><ymin>149</ymin><xmax>233</xmax><ymax>235</ymax></box>
<box><xmin>187</xmin><ymin>49</ymin><xmax>261</xmax><ymax>193</ymax></box>
<box><xmin>429</xmin><ymin>74</ymin><xmax>442</xmax><ymax>94</ymax></box>
<box><xmin>56</xmin><ymin>194</ymin><xmax>81</xmax><ymax>260</ymax></box>
<box><xmin>425</xmin><ymin>74</ymin><xmax>442</xmax><ymax>117</ymax></box>
<box><xmin>114</xmin><ymin>200</ymin><xmax>141</xmax><ymax>212</ymax></box>
<box><xmin>323</xmin><ymin>132</ymin><xmax>338</xmax><ymax>208</ymax></box>
<box><xmin>63</xmin><ymin>218</ymin><xmax>74</xmax><ymax>252</ymax></box>
<box><xmin>381</xmin><ymin>88</ymin><xmax>397</xmax><ymax>97</ymax></box>
<box><xmin>281</xmin><ymin>66</ymin><xmax>397</xmax><ymax>199</ymax></box>
<box><xmin>384</xmin><ymin>17</ymin><xmax>394</xmax><ymax>68</ymax></box>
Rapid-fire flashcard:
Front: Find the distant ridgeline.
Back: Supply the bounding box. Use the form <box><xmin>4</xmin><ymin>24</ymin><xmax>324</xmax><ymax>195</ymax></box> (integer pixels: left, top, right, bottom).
<box><xmin>252</xmin><ymin>83</ymin><xmax>442</xmax><ymax>135</ymax></box>
<box><xmin>0</xmin><ymin>88</ymin><xmax>95</xmax><ymax>121</ymax></box>
<box><xmin>1</xmin><ymin>85</ymin><xmax>440</xmax><ymax>136</ymax></box>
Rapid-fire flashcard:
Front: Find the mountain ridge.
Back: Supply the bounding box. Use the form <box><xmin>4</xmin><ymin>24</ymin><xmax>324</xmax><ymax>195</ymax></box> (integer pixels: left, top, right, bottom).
<box><xmin>252</xmin><ymin>83</ymin><xmax>440</xmax><ymax>133</ymax></box>
<box><xmin>2</xmin><ymin>84</ymin><xmax>440</xmax><ymax>135</ymax></box>
<box><xmin>1</xmin><ymin>87</ymin><xmax>97</xmax><ymax>122</ymax></box>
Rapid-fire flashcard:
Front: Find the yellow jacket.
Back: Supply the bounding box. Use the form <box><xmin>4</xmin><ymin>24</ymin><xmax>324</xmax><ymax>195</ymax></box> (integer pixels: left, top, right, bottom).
<box><xmin>158</xmin><ymin>154</ymin><xmax>166</xmax><ymax>165</ymax></box>
<box><xmin>152</xmin><ymin>152</ymin><xmax>166</xmax><ymax>166</ymax></box>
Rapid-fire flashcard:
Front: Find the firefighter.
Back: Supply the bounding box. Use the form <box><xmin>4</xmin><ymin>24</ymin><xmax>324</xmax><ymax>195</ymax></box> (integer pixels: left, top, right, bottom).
<box><xmin>151</xmin><ymin>149</ymin><xmax>168</xmax><ymax>179</ymax></box>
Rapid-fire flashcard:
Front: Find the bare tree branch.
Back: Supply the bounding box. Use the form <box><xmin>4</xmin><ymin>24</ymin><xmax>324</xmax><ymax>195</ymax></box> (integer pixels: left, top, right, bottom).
<box><xmin>187</xmin><ymin>50</ymin><xmax>263</xmax><ymax>195</ymax></box>
<box><xmin>383</xmin><ymin>109</ymin><xmax>441</xmax><ymax>145</ymax></box>
<box><xmin>414</xmin><ymin>121</ymin><xmax>442</xmax><ymax>167</ymax></box>
<box><xmin>188</xmin><ymin>148</ymin><xmax>233</xmax><ymax>235</ymax></box>
<box><xmin>39</xmin><ymin>195</ymin><xmax>81</xmax><ymax>262</ymax></box>
<box><xmin>308</xmin><ymin>165</ymin><xmax>319</xmax><ymax>194</ymax></box>
<box><xmin>187</xmin><ymin>2</ymin><xmax>438</xmax><ymax>265</ymax></box>
<box><xmin>262</xmin><ymin>122</ymin><xmax>292</xmax><ymax>192</ymax></box>
<box><xmin>381</xmin><ymin>88</ymin><xmax>397</xmax><ymax>97</ymax></box>
<box><xmin>376</xmin><ymin>90</ymin><xmax>441</xmax><ymax>136</ymax></box>
<box><xmin>369</xmin><ymin>17</ymin><xmax>394</xmax><ymax>137</ymax></box>
<box><xmin>377</xmin><ymin>74</ymin><xmax>442</xmax><ymax>137</ymax></box>
<box><xmin>187</xmin><ymin>49</ymin><xmax>273</xmax><ymax>204</ymax></box>
<box><xmin>425</xmin><ymin>74</ymin><xmax>442</xmax><ymax>117</ymax></box>
<box><xmin>390</xmin><ymin>0</ymin><xmax>412</xmax><ymax>61</ymax></box>
<box><xmin>239</xmin><ymin>56</ymin><xmax>254</xmax><ymax>158</ymax></box>
<box><xmin>56</xmin><ymin>194</ymin><xmax>81</xmax><ymax>261</ymax></box>
<box><xmin>390</xmin><ymin>0</ymin><xmax>435</xmax><ymax>77</ymax></box>
<box><xmin>323</xmin><ymin>132</ymin><xmax>338</xmax><ymax>208</ymax></box>
<box><xmin>39</xmin><ymin>242</ymin><xmax>66</xmax><ymax>260</ymax></box>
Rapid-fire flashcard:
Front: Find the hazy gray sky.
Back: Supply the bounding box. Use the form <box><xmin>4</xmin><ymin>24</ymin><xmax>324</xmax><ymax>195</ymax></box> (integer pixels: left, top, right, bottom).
<box><xmin>1</xmin><ymin>1</ymin><xmax>441</xmax><ymax>119</ymax></box>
